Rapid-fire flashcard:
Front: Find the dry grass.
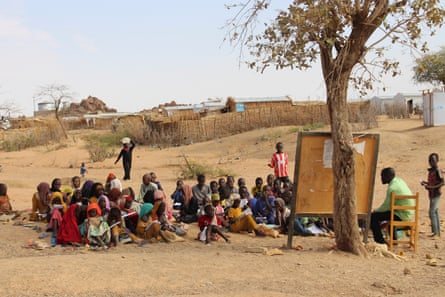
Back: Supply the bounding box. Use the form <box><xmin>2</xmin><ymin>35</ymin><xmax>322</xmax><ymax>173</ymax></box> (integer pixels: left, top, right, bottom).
<box><xmin>1</xmin><ymin>120</ymin><xmax>65</xmax><ymax>151</ymax></box>
<box><xmin>177</xmin><ymin>154</ymin><xmax>235</xmax><ymax>179</ymax></box>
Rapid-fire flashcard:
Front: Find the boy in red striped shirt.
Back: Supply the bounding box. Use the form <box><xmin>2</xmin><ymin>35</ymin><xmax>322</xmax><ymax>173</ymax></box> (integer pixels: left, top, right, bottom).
<box><xmin>268</xmin><ymin>142</ymin><xmax>289</xmax><ymax>185</ymax></box>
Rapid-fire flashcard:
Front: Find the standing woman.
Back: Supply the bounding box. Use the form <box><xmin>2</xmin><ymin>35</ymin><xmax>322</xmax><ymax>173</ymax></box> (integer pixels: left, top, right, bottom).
<box><xmin>421</xmin><ymin>153</ymin><xmax>444</xmax><ymax>238</ymax></box>
<box><xmin>114</xmin><ymin>138</ymin><xmax>135</xmax><ymax>181</ymax></box>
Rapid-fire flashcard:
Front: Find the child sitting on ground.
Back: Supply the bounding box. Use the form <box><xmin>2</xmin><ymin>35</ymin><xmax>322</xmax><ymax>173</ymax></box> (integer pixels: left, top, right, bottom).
<box><xmin>136</xmin><ymin>203</ymin><xmax>168</xmax><ymax>242</ymax></box>
<box><xmin>0</xmin><ymin>183</ymin><xmax>13</xmax><ymax>215</ymax></box>
<box><xmin>87</xmin><ymin>203</ymin><xmax>111</xmax><ymax>250</ymax></box>
<box><xmin>47</xmin><ymin>192</ymin><xmax>67</xmax><ymax>246</ymax></box>
<box><xmin>227</xmin><ymin>197</ymin><xmax>278</xmax><ymax>238</ymax></box>
<box><xmin>107</xmin><ymin>207</ymin><xmax>144</xmax><ymax>246</ymax></box>
<box><xmin>171</xmin><ymin>179</ymin><xmax>186</xmax><ymax>210</ymax></box>
<box><xmin>211</xmin><ymin>193</ymin><xmax>228</xmax><ymax>228</ymax></box>
<box><xmin>120</xmin><ymin>195</ymin><xmax>138</xmax><ymax>234</ymax></box>
<box><xmin>254</xmin><ymin>186</ymin><xmax>275</xmax><ymax>224</ymax></box>
<box><xmin>251</xmin><ymin>177</ymin><xmax>264</xmax><ymax>198</ymax></box>
<box><xmin>198</xmin><ymin>204</ymin><xmax>230</xmax><ymax>245</ymax></box>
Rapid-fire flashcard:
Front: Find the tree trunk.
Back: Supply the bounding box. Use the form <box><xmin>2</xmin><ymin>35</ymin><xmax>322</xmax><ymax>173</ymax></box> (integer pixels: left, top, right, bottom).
<box><xmin>55</xmin><ymin>111</ymin><xmax>68</xmax><ymax>139</ymax></box>
<box><xmin>326</xmin><ymin>72</ymin><xmax>367</xmax><ymax>256</ymax></box>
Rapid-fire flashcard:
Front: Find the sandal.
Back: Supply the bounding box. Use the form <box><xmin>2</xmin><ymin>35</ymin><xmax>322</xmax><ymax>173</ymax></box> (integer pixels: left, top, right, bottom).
<box><xmin>38</xmin><ymin>233</ymin><xmax>50</xmax><ymax>239</ymax></box>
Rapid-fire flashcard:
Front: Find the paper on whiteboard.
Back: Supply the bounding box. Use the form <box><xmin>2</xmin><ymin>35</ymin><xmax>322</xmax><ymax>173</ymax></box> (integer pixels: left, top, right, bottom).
<box><xmin>323</xmin><ymin>139</ymin><xmax>333</xmax><ymax>168</ymax></box>
<box><xmin>353</xmin><ymin>141</ymin><xmax>365</xmax><ymax>155</ymax></box>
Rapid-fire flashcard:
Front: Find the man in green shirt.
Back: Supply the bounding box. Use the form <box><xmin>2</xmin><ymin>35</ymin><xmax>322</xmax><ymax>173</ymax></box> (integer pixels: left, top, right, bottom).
<box><xmin>371</xmin><ymin>167</ymin><xmax>413</xmax><ymax>244</ymax></box>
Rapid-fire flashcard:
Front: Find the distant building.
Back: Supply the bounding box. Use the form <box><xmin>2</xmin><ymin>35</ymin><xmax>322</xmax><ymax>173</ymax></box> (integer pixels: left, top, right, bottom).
<box><xmin>159</xmin><ymin>99</ymin><xmax>226</xmax><ymax>118</ymax></box>
<box><xmin>37</xmin><ymin>101</ymin><xmax>55</xmax><ymax>111</ymax></box>
<box><xmin>226</xmin><ymin>96</ymin><xmax>293</xmax><ymax>112</ymax></box>
<box><xmin>370</xmin><ymin>92</ymin><xmax>423</xmax><ymax>115</ymax></box>
<box><xmin>37</xmin><ymin>100</ymin><xmax>71</xmax><ymax>112</ymax></box>
<box><xmin>393</xmin><ymin>93</ymin><xmax>423</xmax><ymax>114</ymax></box>
<box><xmin>369</xmin><ymin>95</ymin><xmax>396</xmax><ymax>114</ymax></box>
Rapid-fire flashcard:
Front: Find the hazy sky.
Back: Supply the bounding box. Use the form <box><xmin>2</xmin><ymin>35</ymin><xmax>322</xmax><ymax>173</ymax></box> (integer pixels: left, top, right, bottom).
<box><xmin>0</xmin><ymin>1</ymin><xmax>444</xmax><ymax>116</ymax></box>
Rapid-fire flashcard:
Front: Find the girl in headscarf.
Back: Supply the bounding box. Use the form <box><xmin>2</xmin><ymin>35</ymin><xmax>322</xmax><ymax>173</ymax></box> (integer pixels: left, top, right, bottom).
<box><xmin>70</xmin><ymin>189</ymin><xmax>83</xmax><ymax>205</ymax></box>
<box><xmin>47</xmin><ymin>192</ymin><xmax>67</xmax><ymax>246</ymax></box>
<box><xmin>151</xmin><ymin>190</ymin><xmax>165</xmax><ymax>221</ymax></box>
<box><xmin>98</xmin><ymin>195</ymin><xmax>111</xmax><ymax>217</ymax></box>
<box><xmin>61</xmin><ymin>186</ymin><xmax>74</xmax><ymax>205</ymax></box>
<box><xmin>177</xmin><ymin>182</ymin><xmax>197</xmax><ymax>223</ymax></box>
<box><xmin>157</xmin><ymin>189</ymin><xmax>173</xmax><ymax>220</ymax></box>
<box><xmin>105</xmin><ymin>172</ymin><xmax>122</xmax><ymax>193</ymax></box>
<box><xmin>87</xmin><ymin>203</ymin><xmax>110</xmax><ymax>250</ymax></box>
<box><xmin>107</xmin><ymin>188</ymin><xmax>122</xmax><ymax>207</ymax></box>
<box><xmin>136</xmin><ymin>202</ymin><xmax>169</xmax><ymax>242</ymax></box>
<box><xmin>153</xmin><ymin>199</ymin><xmax>173</xmax><ymax>232</ymax></box>
<box><xmin>89</xmin><ymin>182</ymin><xmax>105</xmax><ymax>204</ymax></box>
<box><xmin>71</xmin><ymin>176</ymin><xmax>81</xmax><ymax>191</ymax></box>
<box><xmin>57</xmin><ymin>203</ymin><xmax>82</xmax><ymax>246</ymax></box>
<box><xmin>81</xmin><ymin>180</ymin><xmax>94</xmax><ymax>199</ymax></box>
<box><xmin>50</xmin><ymin>178</ymin><xmax>68</xmax><ymax>203</ymax></box>
<box><xmin>30</xmin><ymin>182</ymin><xmax>50</xmax><ymax>221</ymax></box>
<box><xmin>50</xmin><ymin>178</ymin><xmax>62</xmax><ymax>193</ymax></box>
<box><xmin>0</xmin><ymin>183</ymin><xmax>12</xmax><ymax>214</ymax></box>
<box><xmin>120</xmin><ymin>195</ymin><xmax>138</xmax><ymax>234</ymax></box>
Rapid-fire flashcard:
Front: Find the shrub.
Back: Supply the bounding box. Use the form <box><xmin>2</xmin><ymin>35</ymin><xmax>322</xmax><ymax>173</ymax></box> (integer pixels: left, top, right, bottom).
<box><xmin>84</xmin><ymin>132</ymin><xmax>122</xmax><ymax>162</ymax></box>
<box><xmin>88</xmin><ymin>146</ymin><xmax>116</xmax><ymax>162</ymax></box>
<box><xmin>178</xmin><ymin>155</ymin><xmax>235</xmax><ymax>179</ymax></box>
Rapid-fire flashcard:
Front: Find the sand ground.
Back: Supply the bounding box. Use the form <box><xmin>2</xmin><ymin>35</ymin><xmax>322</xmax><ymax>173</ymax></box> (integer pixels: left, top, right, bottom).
<box><xmin>0</xmin><ymin>116</ymin><xmax>444</xmax><ymax>297</ymax></box>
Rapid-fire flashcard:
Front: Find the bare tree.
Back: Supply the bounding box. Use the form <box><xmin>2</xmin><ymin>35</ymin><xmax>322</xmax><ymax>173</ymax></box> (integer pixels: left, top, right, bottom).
<box><xmin>0</xmin><ymin>100</ymin><xmax>21</xmax><ymax>116</ymax></box>
<box><xmin>0</xmin><ymin>86</ymin><xmax>22</xmax><ymax>116</ymax></box>
<box><xmin>226</xmin><ymin>0</ymin><xmax>444</xmax><ymax>256</ymax></box>
<box><xmin>34</xmin><ymin>84</ymin><xmax>74</xmax><ymax>139</ymax></box>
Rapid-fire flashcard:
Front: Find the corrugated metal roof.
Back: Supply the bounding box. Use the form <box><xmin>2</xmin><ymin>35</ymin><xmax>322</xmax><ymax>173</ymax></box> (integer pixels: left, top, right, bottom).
<box><xmin>164</xmin><ymin>105</ymin><xmax>194</xmax><ymax>111</ymax></box>
<box><xmin>164</xmin><ymin>101</ymin><xmax>226</xmax><ymax>113</ymax></box>
<box><xmin>83</xmin><ymin>112</ymin><xmax>136</xmax><ymax>119</ymax></box>
<box><xmin>202</xmin><ymin>101</ymin><xmax>225</xmax><ymax>109</ymax></box>
<box><xmin>231</xmin><ymin>96</ymin><xmax>292</xmax><ymax>103</ymax></box>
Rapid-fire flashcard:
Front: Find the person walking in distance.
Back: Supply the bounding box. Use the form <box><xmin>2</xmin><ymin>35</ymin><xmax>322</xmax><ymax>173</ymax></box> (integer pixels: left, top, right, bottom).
<box><xmin>114</xmin><ymin>138</ymin><xmax>135</xmax><ymax>181</ymax></box>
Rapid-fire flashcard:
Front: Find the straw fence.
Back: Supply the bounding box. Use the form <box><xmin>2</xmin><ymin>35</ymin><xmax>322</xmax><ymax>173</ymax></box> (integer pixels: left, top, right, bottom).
<box><xmin>3</xmin><ymin>101</ymin><xmax>373</xmax><ymax>149</ymax></box>
<box><xmin>146</xmin><ymin>101</ymin><xmax>374</xmax><ymax>146</ymax></box>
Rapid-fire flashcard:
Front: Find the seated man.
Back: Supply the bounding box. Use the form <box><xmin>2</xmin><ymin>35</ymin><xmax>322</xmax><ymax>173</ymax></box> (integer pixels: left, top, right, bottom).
<box><xmin>192</xmin><ymin>174</ymin><xmax>211</xmax><ymax>214</ymax></box>
<box><xmin>370</xmin><ymin>167</ymin><xmax>414</xmax><ymax>244</ymax></box>
<box><xmin>137</xmin><ymin>173</ymin><xmax>158</xmax><ymax>203</ymax></box>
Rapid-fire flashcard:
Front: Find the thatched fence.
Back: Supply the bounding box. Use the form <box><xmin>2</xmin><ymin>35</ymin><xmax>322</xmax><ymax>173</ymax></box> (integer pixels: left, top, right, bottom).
<box><xmin>2</xmin><ymin>101</ymin><xmax>374</xmax><ymax>150</ymax></box>
<box><xmin>145</xmin><ymin>101</ymin><xmax>375</xmax><ymax>146</ymax></box>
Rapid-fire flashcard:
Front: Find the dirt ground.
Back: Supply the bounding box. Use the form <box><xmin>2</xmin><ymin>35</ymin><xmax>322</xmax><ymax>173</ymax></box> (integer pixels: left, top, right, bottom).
<box><xmin>0</xmin><ymin>116</ymin><xmax>444</xmax><ymax>297</ymax></box>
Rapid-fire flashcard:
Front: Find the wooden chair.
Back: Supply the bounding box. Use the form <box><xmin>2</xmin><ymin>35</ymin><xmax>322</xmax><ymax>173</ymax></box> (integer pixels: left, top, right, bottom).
<box><xmin>389</xmin><ymin>192</ymin><xmax>419</xmax><ymax>252</ymax></box>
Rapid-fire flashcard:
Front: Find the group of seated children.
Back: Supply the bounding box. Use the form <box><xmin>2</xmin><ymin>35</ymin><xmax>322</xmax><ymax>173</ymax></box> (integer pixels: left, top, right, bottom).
<box><xmin>172</xmin><ymin>173</ymin><xmax>316</xmax><ymax>240</ymax></box>
<box><xmin>4</xmin><ymin>171</ymin><xmax>319</xmax><ymax>250</ymax></box>
<box><xmin>27</xmin><ymin>173</ymin><xmax>185</xmax><ymax>249</ymax></box>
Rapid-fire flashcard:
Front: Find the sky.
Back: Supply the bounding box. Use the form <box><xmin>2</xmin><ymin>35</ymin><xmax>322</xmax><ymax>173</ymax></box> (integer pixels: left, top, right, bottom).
<box><xmin>0</xmin><ymin>1</ymin><xmax>444</xmax><ymax>116</ymax></box>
